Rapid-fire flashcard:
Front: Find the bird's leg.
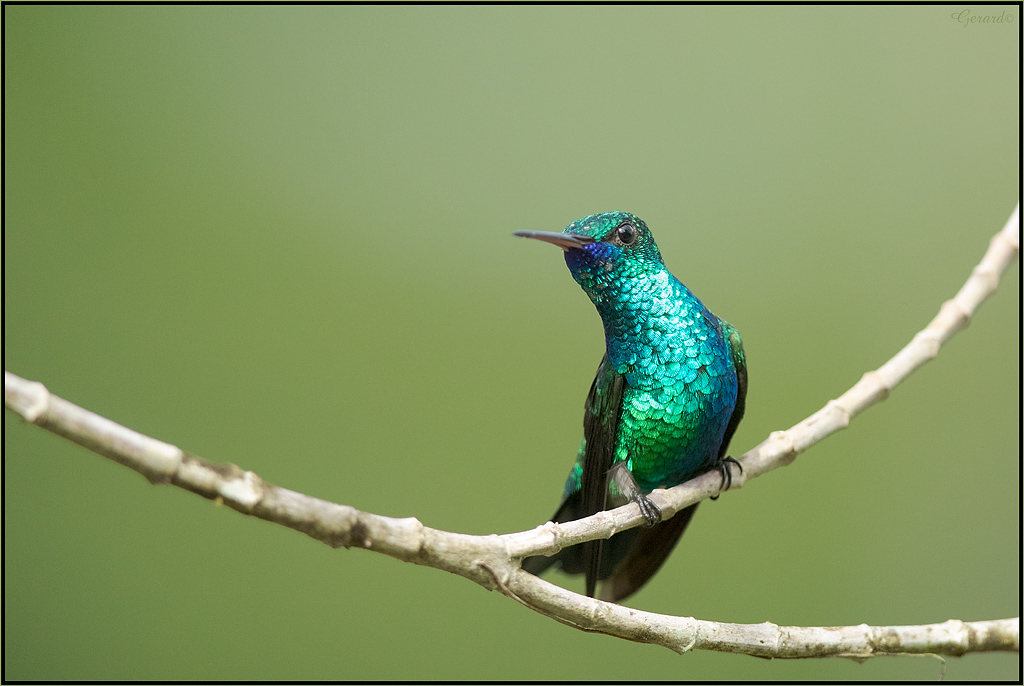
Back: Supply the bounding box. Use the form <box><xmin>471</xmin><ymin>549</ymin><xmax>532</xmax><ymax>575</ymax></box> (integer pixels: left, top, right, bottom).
<box><xmin>708</xmin><ymin>455</ymin><xmax>744</xmax><ymax>501</ymax></box>
<box><xmin>609</xmin><ymin>462</ymin><xmax>662</xmax><ymax>527</ymax></box>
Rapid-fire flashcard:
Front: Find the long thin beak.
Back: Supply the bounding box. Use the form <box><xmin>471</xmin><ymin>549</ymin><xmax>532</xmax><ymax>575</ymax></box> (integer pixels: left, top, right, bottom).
<box><xmin>514</xmin><ymin>230</ymin><xmax>596</xmax><ymax>252</ymax></box>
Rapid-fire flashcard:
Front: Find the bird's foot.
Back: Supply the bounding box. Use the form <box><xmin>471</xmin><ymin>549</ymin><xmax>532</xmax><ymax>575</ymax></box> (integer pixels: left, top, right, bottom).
<box><xmin>609</xmin><ymin>461</ymin><xmax>662</xmax><ymax>527</ymax></box>
<box><xmin>635</xmin><ymin>492</ymin><xmax>662</xmax><ymax>527</ymax></box>
<box><xmin>708</xmin><ymin>455</ymin><xmax>744</xmax><ymax>501</ymax></box>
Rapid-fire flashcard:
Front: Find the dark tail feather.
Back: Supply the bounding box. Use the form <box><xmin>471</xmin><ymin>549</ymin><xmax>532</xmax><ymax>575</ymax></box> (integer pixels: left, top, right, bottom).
<box><xmin>522</xmin><ymin>525</ymin><xmax>642</xmax><ymax>579</ymax></box>
<box><xmin>522</xmin><ymin>490</ymin><xmax>629</xmax><ymax>580</ymax></box>
<box><xmin>523</xmin><ymin>497</ymin><xmax>699</xmax><ymax>604</ymax></box>
<box><xmin>521</xmin><ymin>492</ymin><xmax>581</xmax><ymax>576</ymax></box>
<box><xmin>521</xmin><ymin>549</ymin><xmax>557</xmax><ymax>575</ymax></box>
<box><xmin>599</xmin><ymin>502</ymin><xmax>700</xmax><ymax>603</ymax></box>
<box><xmin>583</xmin><ymin>539</ymin><xmax>602</xmax><ymax>597</ymax></box>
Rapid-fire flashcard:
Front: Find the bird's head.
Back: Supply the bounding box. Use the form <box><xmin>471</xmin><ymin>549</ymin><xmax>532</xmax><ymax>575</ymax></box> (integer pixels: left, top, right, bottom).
<box><xmin>515</xmin><ymin>212</ymin><xmax>666</xmax><ymax>301</ymax></box>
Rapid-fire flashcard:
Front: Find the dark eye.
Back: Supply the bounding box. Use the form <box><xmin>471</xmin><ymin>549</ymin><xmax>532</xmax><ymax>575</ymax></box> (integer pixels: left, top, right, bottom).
<box><xmin>615</xmin><ymin>222</ymin><xmax>637</xmax><ymax>245</ymax></box>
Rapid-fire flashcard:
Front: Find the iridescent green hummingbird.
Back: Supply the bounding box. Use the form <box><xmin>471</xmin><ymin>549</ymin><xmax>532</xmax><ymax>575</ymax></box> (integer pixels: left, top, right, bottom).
<box><xmin>517</xmin><ymin>212</ymin><xmax>747</xmax><ymax>603</ymax></box>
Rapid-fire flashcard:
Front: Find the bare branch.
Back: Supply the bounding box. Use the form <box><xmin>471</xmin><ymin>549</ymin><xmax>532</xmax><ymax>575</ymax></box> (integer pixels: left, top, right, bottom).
<box><xmin>728</xmin><ymin>203</ymin><xmax>1020</xmax><ymax>485</ymax></box>
<box><xmin>4</xmin><ymin>204</ymin><xmax>1019</xmax><ymax>659</ymax></box>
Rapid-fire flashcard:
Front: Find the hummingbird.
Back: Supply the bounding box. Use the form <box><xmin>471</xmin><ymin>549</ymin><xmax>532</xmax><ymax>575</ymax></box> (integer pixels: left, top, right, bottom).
<box><xmin>517</xmin><ymin>212</ymin><xmax>747</xmax><ymax>603</ymax></box>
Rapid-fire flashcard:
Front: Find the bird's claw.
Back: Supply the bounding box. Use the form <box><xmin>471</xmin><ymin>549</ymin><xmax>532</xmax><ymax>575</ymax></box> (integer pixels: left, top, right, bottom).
<box><xmin>709</xmin><ymin>455</ymin><xmax>743</xmax><ymax>501</ymax></box>
<box><xmin>609</xmin><ymin>461</ymin><xmax>662</xmax><ymax>526</ymax></box>
<box><xmin>636</xmin><ymin>493</ymin><xmax>662</xmax><ymax>527</ymax></box>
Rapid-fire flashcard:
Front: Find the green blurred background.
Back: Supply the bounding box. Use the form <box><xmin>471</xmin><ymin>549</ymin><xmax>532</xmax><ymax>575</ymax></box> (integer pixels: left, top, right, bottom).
<box><xmin>4</xmin><ymin>6</ymin><xmax>1018</xmax><ymax>681</ymax></box>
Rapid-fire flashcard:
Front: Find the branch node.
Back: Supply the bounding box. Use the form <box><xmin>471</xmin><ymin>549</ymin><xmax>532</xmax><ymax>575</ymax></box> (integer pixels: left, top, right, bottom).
<box><xmin>5</xmin><ymin>373</ymin><xmax>49</xmax><ymax>422</ymax></box>
<box><xmin>861</xmin><ymin>622</ymin><xmax>878</xmax><ymax>653</ymax></box>
<box><xmin>824</xmin><ymin>399</ymin><xmax>851</xmax><ymax>429</ymax></box>
<box><xmin>943</xmin><ymin>619</ymin><xmax>969</xmax><ymax>655</ymax></box>
<box><xmin>969</xmin><ymin>264</ymin><xmax>1000</xmax><ymax>294</ymax></box>
<box><xmin>936</xmin><ymin>299</ymin><xmax>971</xmax><ymax>335</ymax></box>
<box><xmin>993</xmin><ymin>223</ymin><xmax>1019</xmax><ymax>251</ymax></box>
<box><xmin>768</xmin><ymin>430</ymin><xmax>798</xmax><ymax>465</ymax></box>
<box><xmin>409</xmin><ymin>516</ymin><xmax>427</xmax><ymax>558</ymax></box>
<box><xmin>220</xmin><ymin>470</ymin><xmax>265</xmax><ymax>510</ymax></box>
<box><xmin>478</xmin><ymin>561</ymin><xmax>517</xmax><ymax>598</ymax></box>
<box><xmin>529</xmin><ymin>521</ymin><xmax>562</xmax><ymax>558</ymax></box>
<box><xmin>860</xmin><ymin>370</ymin><xmax>891</xmax><ymax>399</ymax></box>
